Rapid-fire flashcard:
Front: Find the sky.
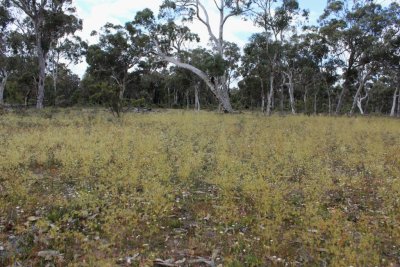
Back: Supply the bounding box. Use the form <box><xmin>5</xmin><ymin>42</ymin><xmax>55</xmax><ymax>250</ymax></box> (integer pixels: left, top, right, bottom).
<box><xmin>71</xmin><ymin>0</ymin><xmax>392</xmax><ymax>77</ymax></box>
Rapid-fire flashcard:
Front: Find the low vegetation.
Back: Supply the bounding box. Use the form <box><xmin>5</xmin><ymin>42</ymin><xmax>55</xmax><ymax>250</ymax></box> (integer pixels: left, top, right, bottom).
<box><xmin>0</xmin><ymin>109</ymin><xmax>399</xmax><ymax>266</ymax></box>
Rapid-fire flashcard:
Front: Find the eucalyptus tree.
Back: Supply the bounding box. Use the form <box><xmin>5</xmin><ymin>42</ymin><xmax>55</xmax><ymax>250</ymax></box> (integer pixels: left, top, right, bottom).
<box><xmin>47</xmin><ymin>36</ymin><xmax>87</xmax><ymax>105</ymax></box>
<box><xmin>86</xmin><ymin>22</ymin><xmax>147</xmax><ymax>101</ymax></box>
<box><xmin>0</xmin><ymin>2</ymin><xmax>13</xmax><ymax>105</ymax></box>
<box><xmin>223</xmin><ymin>41</ymin><xmax>241</xmax><ymax>93</ymax></box>
<box><xmin>251</xmin><ymin>0</ymin><xmax>304</xmax><ymax>115</ymax></box>
<box><xmin>135</xmin><ymin>0</ymin><xmax>253</xmax><ymax>112</ymax></box>
<box><xmin>241</xmin><ymin>33</ymin><xmax>274</xmax><ymax>112</ymax></box>
<box><xmin>380</xmin><ymin>2</ymin><xmax>400</xmax><ymax>117</ymax></box>
<box><xmin>319</xmin><ymin>0</ymin><xmax>397</xmax><ymax>115</ymax></box>
<box><xmin>301</xmin><ymin>28</ymin><xmax>339</xmax><ymax>114</ymax></box>
<box><xmin>9</xmin><ymin>0</ymin><xmax>82</xmax><ymax>108</ymax></box>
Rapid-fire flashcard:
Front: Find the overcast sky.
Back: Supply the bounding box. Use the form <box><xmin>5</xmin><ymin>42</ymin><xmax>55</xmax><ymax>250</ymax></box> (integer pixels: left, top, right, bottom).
<box><xmin>71</xmin><ymin>0</ymin><xmax>393</xmax><ymax>76</ymax></box>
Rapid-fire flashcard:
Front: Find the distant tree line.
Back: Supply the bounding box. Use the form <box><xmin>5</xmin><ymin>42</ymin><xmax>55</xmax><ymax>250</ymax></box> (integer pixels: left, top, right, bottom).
<box><xmin>1</xmin><ymin>0</ymin><xmax>399</xmax><ymax>116</ymax></box>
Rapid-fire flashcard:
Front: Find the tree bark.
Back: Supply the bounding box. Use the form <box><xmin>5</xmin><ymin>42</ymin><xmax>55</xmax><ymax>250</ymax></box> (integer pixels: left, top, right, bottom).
<box><xmin>266</xmin><ymin>72</ymin><xmax>274</xmax><ymax>116</ymax></box>
<box><xmin>186</xmin><ymin>89</ymin><xmax>190</xmax><ymax>109</ymax></box>
<box><xmin>313</xmin><ymin>93</ymin><xmax>317</xmax><ymax>115</ymax></box>
<box><xmin>336</xmin><ymin>51</ymin><xmax>356</xmax><ymax>115</ymax></box>
<box><xmin>36</xmin><ymin>43</ymin><xmax>46</xmax><ymax>109</ymax></box>
<box><xmin>397</xmin><ymin>88</ymin><xmax>400</xmax><ymax>117</ymax></box>
<box><xmin>25</xmin><ymin>88</ymin><xmax>32</xmax><ymax>107</ymax></box>
<box><xmin>119</xmin><ymin>79</ymin><xmax>126</xmax><ymax>101</ymax></box>
<box><xmin>303</xmin><ymin>85</ymin><xmax>308</xmax><ymax>114</ymax></box>
<box><xmin>356</xmin><ymin>95</ymin><xmax>368</xmax><ymax>115</ymax></box>
<box><xmin>350</xmin><ymin>70</ymin><xmax>371</xmax><ymax>115</ymax></box>
<box><xmin>280</xmin><ymin>86</ymin><xmax>284</xmax><ymax>114</ymax></box>
<box><xmin>390</xmin><ymin>86</ymin><xmax>399</xmax><ymax>117</ymax></box>
<box><xmin>52</xmin><ymin>68</ymin><xmax>57</xmax><ymax>106</ymax></box>
<box><xmin>167</xmin><ymin>87</ymin><xmax>171</xmax><ymax>108</ymax></box>
<box><xmin>284</xmin><ymin>71</ymin><xmax>296</xmax><ymax>114</ymax></box>
<box><xmin>335</xmin><ymin>84</ymin><xmax>346</xmax><ymax>115</ymax></box>
<box><xmin>328</xmin><ymin>90</ymin><xmax>332</xmax><ymax>115</ymax></box>
<box><xmin>194</xmin><ymin>82</ymin><xmax>200</xmax><ymax>111</ymax></box>
<box><xmin>288</xmin><ymin>83</ymin><xmax>295</xmax><ymax>114</ymax></box>
<box><xmin>0</xmin><ymin>72</ymin><xmax>8</xmax><ymax>105</ymax></box>
<box><xmin>260</xmin><ymin>77</ymin><xmax>265</xmax><ymax>113</ymax></box>
<box><xmin>174</xmin><ymin>89</ymin><xmax>178</xmax><ymax>106</ymax></box>
<box><xmin>51</xmin><ymin>50</ymin><xmax>60</xmax><ymax>106</ymax></box>
<box><xmin>34</xmin><ymin>14</ymin><xmax>47</xmax><ymax>109</ymax></box>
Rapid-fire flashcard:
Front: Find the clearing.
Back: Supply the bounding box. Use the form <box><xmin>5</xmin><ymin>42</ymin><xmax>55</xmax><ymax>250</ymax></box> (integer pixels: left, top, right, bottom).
<box><xmin>0</xmin><ymin>109</ymin><xmax>399</xmax><ymax>266</ymax></box>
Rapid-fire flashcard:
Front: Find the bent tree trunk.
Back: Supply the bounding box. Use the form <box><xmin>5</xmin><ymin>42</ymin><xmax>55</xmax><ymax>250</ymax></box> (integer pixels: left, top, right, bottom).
<box><xmin>161</xmin><ymin>55</ymin><xmax>233</xmax><ymax>112</ymax></box>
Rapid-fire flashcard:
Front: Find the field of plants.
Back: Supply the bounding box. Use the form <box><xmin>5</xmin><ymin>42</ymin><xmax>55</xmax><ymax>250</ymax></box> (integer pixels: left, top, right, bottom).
<box><xmin>0</xmin><ymin>109</ymin><xmax>399</xmax><ymax>266</ymax></box>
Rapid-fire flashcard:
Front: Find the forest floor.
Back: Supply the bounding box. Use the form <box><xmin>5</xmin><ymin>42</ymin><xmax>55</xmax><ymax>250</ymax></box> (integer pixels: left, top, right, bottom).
<box><xmin>0</xmin><ymin>109</ymin><xmax>400</xmax><ymax>266</ymax></box>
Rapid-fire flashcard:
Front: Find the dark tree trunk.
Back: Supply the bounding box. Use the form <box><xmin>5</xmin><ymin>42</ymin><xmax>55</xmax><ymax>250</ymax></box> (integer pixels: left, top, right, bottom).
<box><xmin>266</xmin><ymin>73</ymin><xmax>274</xmax><ymax>116</ymax></box>
<box><xmin>260</xmin><ymin>78</ymin><xmax>265</xmax><ymax>113</ymax></box>
<box><xmin>0</xmin><ymin>72</ymin><xmax>8</xmax><ymax>105</ymax></box>
<box><xmin>314</xmin><ymin>93</ymin><xmax>317</xmax><ymax>115</ymax></box>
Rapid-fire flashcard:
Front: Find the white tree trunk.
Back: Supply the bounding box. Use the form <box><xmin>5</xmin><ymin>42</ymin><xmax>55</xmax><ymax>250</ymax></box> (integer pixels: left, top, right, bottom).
<box><xmin>194</xmin><ymin>83</ymin><xmax>200</xmax><ymax>111</ymax></box>
<box><xmin>161</xmin><ymin>55</ymin><xmax>233</xmax><ymax>112</ymax></box>
<box><xmin>266</xmin><ymin>73</ymin><xmax>274</xmax><ymax>116</ymax></box>
<box><xmin>283</xmin><ymin>71</ymin><xmax>296</xmax><ymax>114</ymax></box>
<box><xmin>390</xmin><ymin>87</ymin><xmax>398</xmax><ymax>117</ymax></box>
<box><xmin>36</xmin><ymin>31</ymin><xmax>46</xmax><ymax>109</ymax></box>
<box><xmin>350</xmin><ymin>70</ymin><xmax>371</xmax><ymax>115</ymax></box>
<box><xmin>357</xmin><ymin>98</ymin><xmax>365</xmax><ymax>115</ymax></box>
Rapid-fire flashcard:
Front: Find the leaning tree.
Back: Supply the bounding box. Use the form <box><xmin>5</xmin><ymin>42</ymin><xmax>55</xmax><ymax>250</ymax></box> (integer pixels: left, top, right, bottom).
<box><xmin>135</xmin><ymin>0</ymin><xmax>252</xmax><ymax>112</ymax></box>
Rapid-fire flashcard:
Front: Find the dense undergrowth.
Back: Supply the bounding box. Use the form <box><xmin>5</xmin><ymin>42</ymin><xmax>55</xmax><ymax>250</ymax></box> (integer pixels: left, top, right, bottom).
<box><xmin>0</xmin><ymin>109</ymin><xmax>399</xmax><ymax>266</ymax></box>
